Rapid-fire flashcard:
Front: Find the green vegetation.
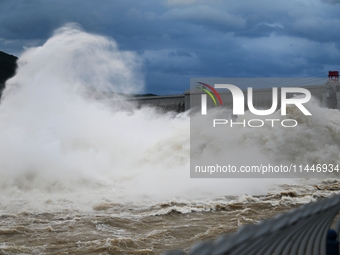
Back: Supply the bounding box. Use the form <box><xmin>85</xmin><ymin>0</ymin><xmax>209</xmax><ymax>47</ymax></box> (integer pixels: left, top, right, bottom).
<box><xmin>0</xmin><ymin>51</ymin><xmax>18</xmax><ymax>95</ymax></box>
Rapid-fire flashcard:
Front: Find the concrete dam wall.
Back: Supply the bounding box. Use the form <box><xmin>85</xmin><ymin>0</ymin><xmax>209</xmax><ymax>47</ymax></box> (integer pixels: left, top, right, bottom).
<box><xmin>127</xmin><ymin>94</ymin><xmax>185</xmax><ymax>112</ymax></box>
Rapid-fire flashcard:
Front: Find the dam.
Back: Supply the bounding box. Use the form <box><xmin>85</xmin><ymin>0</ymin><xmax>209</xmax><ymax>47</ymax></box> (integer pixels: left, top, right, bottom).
<box><xmin>128</xmin><ymin>71</ymin><xmax>340</xmax><ymax>112</ymax></box>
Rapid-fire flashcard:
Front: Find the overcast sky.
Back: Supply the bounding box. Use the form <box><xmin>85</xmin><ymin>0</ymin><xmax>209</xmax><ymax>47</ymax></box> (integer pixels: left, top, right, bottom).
<box><xmin>0</xmin><ymin>0</ymin><xmax>340</xmax><ymax>94</ymax></box>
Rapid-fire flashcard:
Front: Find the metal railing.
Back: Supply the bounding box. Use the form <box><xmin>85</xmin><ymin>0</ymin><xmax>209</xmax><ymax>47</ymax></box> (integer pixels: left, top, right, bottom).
<box><xmin>163</xmin><ymin>193</ymin><xmax>340</xmax><ymax>255</ymax></box>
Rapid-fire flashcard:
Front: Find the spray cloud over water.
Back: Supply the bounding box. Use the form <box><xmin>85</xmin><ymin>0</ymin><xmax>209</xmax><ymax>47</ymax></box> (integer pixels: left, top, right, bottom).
<box><xmin>0</xmin><ymin>24</ymin><xmax>236</xmax><ymax>208</ymax></box>
<box><xmin>0</xmin><ymin>24</ymin><xmax>340</xmax><ymax>212</ymax></box>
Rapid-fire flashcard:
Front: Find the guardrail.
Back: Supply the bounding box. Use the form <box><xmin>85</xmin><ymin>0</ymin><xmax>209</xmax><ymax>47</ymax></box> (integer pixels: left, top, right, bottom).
<box><xmin>163</xmin><ymin>193</ymin><xmax>340</xmax><ymax>255</ymax></box>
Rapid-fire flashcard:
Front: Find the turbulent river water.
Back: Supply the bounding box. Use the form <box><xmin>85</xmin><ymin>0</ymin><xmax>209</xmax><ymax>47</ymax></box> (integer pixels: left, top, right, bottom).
<box><xmin>0</xmin><ymin>24</ymin><xmax>340</xmax><ymax>254</ymax></box>
<box><xmin>1</xmin><ymin>180</ymin><xmax>340</xmax><ymax>254</ymax></box>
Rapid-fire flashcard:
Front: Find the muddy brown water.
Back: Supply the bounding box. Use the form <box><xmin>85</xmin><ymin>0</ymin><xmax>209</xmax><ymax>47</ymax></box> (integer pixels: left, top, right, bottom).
<box><xmin>1</xmin><ymin>180</ymin><xmax>340</xmax><ymax>255</ymax></box>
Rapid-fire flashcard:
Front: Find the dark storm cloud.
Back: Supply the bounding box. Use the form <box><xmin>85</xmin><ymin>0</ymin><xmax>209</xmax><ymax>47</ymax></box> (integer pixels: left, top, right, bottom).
<box><xmin>161</xmin><ymin>5</ymin><xmax>246</xmax><ymax>32</ymax></box>
<box><xmin>0</xmin><ymin>0</ymin><xmax>340</xmax><ymax>94</ymax></box>
<box><xmin>321</xmin><ymin>0</ymin><xmax>340</xmax><ymax>4</ymax></box>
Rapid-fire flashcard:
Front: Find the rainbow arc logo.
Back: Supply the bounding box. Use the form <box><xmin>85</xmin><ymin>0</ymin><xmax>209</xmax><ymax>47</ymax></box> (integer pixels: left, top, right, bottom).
<box><xmin>196</xmin><ymin>82</ymin><xmax>223</xmax><ymax>106</ymax></box>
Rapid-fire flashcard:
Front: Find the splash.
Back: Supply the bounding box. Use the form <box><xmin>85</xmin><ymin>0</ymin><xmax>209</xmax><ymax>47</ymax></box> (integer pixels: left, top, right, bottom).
<box><xmin>0</xmin><ymin>24</ymin><xmax>339</xmax><ymax>212</ymax></box>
